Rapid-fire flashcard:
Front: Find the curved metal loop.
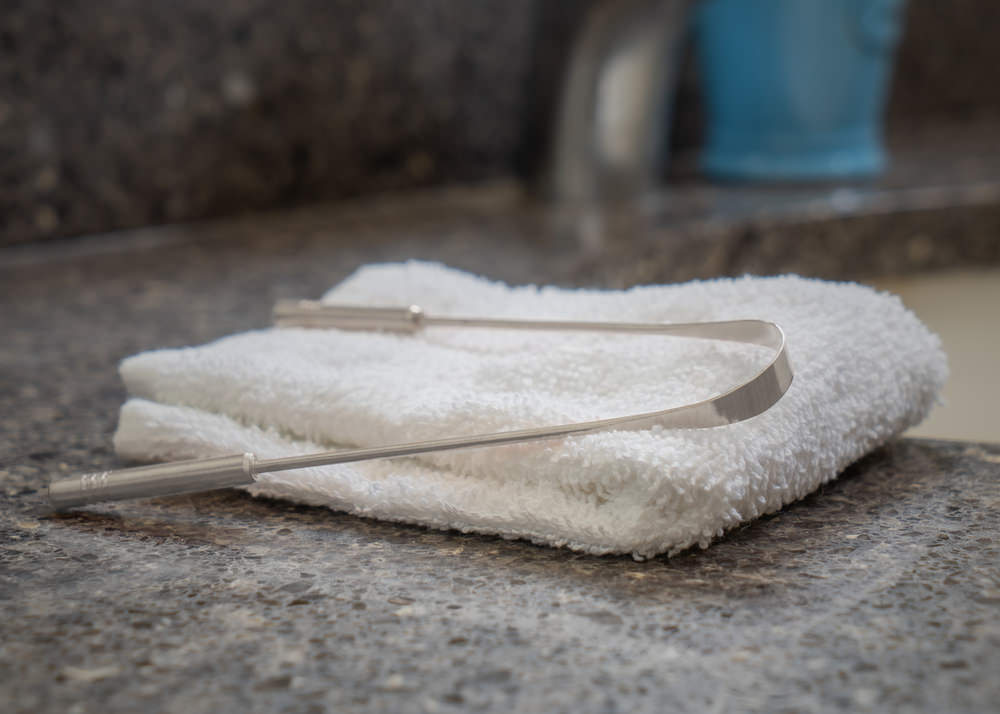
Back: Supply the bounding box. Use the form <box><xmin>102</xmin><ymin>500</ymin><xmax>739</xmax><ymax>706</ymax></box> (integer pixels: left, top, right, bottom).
<box><xmin>263</xmin><ymin>301</ymin><xmax>793</xmax><ymax>472</ymax></box>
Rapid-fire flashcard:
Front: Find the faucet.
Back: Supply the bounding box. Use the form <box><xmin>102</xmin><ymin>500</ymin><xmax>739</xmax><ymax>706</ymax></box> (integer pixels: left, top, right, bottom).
<box><xmin>538</xmin><ymin>0</ymin><xmax>694</xmax><ymax>203</ymax></box>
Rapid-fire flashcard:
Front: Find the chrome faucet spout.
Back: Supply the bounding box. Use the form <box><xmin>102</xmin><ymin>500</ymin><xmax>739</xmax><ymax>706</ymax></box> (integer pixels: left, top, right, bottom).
<box><xmin>543</xmin><ymin>0</ymin><xmax>694</xmax><ymax>202</ymax></box>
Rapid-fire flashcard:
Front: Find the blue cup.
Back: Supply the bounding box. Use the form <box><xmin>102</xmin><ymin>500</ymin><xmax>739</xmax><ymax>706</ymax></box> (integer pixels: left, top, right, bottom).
<box><xmin>694</xmin><ymin>0</ymin><xmax>906</xmax><ymax>180</ymax></box>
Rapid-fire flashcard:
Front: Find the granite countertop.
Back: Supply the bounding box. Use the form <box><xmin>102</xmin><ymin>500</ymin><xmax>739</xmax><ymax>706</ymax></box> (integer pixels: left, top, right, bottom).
<box><xmin>2</xmin><ymin>193</ymin><xmax>999</xmax><ymax>713</ymax></box>
<box><xmin>7</xmin><ymin>0</ymin><xmax>1000</xmax><ymax>246</ymax></box>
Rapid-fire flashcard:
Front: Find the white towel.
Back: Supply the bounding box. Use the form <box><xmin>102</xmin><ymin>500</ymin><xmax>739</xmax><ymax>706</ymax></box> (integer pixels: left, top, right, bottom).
<box><xmin>114</xmin><ymin>261</ymin><xmax>946</xmax><ymax>558</ymax></box>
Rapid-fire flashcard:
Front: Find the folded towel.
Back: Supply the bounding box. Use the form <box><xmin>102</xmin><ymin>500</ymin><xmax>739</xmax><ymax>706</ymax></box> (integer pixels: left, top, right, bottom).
<box><xmin>114</xmin><ymin>261</ymin><xmax>946</xmax><ymax>558</ymax></box>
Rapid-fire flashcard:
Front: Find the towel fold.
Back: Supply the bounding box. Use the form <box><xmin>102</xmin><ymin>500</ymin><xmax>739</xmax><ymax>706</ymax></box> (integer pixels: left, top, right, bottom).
<box><xmin>114</xmin><ymin>261</ymin><xmax>946</xmax><ymax>558</ymax></box>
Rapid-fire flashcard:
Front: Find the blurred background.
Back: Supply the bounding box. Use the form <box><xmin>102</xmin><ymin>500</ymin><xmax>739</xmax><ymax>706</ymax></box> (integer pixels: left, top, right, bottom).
<box><xmin>2</xmin><ymin>0</ymin><xmax>998</xmax><ymax>440</ymax></box>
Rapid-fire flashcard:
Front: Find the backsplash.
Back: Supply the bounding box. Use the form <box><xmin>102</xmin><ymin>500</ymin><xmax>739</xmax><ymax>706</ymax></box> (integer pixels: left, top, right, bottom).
<box><xmin>2</xmin><ymin>0</ymin><xmax>534</xmax><ymax>245</ymax></box>
<box><xmin>3</xmin><ymin>0</ymin><xmax>998</xmax><ymax>246</ymax></box>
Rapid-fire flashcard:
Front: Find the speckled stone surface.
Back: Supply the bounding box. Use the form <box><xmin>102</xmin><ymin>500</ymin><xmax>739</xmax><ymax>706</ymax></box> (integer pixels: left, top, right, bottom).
<box><xmin>5</xmin><ymin>0</ymin><xmax>1000</xmax><ymax>245</ymax></box>
<box><xmin>4</xmin><ymin>117</ymin><xmax>1000</xmax><ymax>292</ymax></box>
<box><xmin>1</xmin><ymin>0</ymin><xmax>534</xmax><ymax>245</ymax></box>
<box><xmin>2</xmin><ymin>440</ymin><xmax>998</xmax><ymax>714</ymax></box>
<box><xmin>2</xmin><ymin>203</ymin><xmax>999</xmax><ymax>712</ymax></box>
<box><xmin>566</xmin><ymin>123</ymin><xmax>1000</xmax><ymax>286</ymax></box>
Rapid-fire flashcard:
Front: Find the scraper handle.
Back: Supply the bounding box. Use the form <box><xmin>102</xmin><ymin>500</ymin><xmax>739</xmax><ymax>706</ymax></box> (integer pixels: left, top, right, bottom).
<box><xmin>47</xmin><ymin>453</ymin><xmax>257</xmax><ymax>509</ymax></box>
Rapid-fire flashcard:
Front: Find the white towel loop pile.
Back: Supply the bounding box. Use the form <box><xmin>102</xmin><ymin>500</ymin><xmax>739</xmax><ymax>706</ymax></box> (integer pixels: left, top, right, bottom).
<box><xmin>115</xmin><ymin>262</ymin><xmax>946</xmax><ymax>558</ymax></box>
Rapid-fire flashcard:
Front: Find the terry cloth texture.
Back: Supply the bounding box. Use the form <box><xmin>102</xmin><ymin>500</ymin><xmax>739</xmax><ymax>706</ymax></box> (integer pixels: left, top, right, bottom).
<box><xmin>114</xmin><ymin>262</ymin><xmax>947</xmax><ymax>558</ymax></box>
